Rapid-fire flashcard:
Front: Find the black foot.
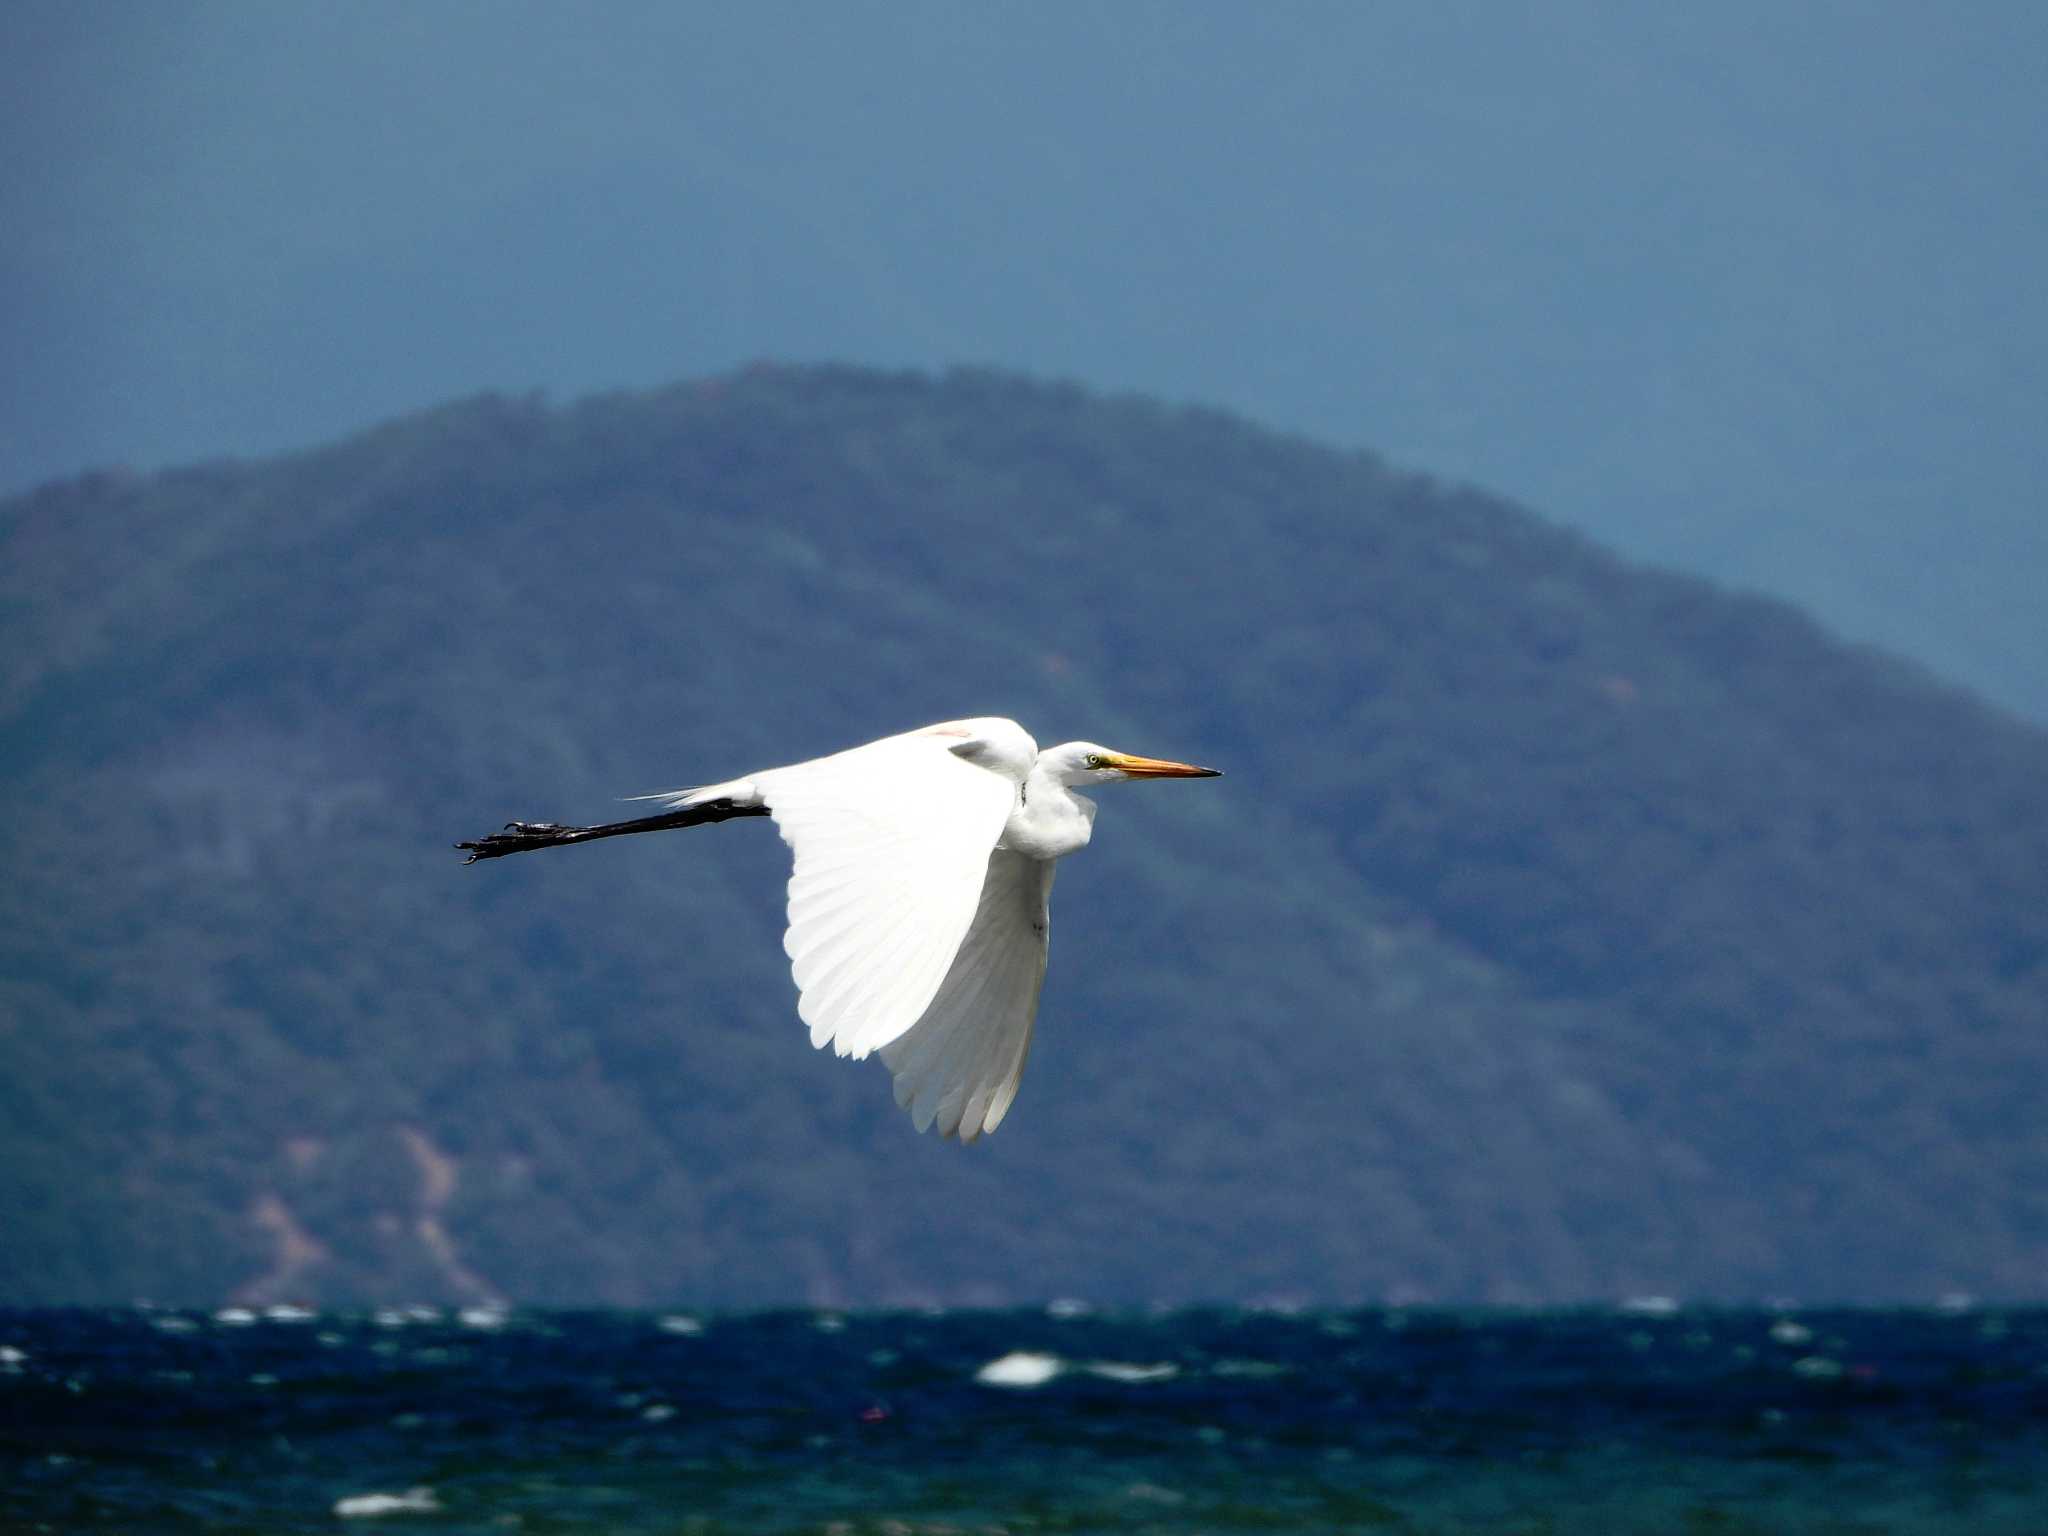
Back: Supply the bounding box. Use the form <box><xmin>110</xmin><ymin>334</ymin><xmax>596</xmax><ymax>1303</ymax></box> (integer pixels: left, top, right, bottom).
<box><xmin>456</xmin><ymin>821</ymin><xmax>596</xmax><ymax>862</ymax></box>
<box><xmin>456</xmin><ymin>797</ymin><xmax>769</xmax><ymax>864</ymax></box>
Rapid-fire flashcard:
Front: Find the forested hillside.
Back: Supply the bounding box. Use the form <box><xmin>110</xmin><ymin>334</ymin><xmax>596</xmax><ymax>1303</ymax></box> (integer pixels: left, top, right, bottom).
<box><xmin>4</xmin><ymin>366</ymin><xmax>2044</xmax><ymax>1306</ymax></box>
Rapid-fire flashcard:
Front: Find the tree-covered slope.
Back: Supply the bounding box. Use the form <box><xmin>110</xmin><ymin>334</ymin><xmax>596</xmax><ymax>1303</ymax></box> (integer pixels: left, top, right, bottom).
<box><xmin>4</xmin><ymin>366</ymin><xmax>2044</xmax><ymax>1306</ymax></box>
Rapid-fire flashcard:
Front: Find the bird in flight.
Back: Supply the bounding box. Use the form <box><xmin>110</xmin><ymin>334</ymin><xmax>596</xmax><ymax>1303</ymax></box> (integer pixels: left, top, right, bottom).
<box><xmin>458</xmin><ymin>718</ymin><xmax>1219</xmax><ymax>1141</ymax></box>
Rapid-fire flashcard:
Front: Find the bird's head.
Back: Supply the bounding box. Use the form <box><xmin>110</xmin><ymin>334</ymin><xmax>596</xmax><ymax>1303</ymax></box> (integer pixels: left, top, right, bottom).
<box><xmin>1039</xmin><ymin>741</ymin><xmax>1222</xmax><ymax>788</ymax></box>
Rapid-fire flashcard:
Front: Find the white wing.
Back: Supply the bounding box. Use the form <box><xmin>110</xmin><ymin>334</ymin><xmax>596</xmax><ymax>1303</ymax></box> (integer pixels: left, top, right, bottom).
<box><xmin>879</xmin><ymin>850</ymin><xmax>1054</xmax><ymax>1142</ymax></box>
<box><xmin>757</xmin><ymin>731</ymin><xmax>1016</xmax><ymax>1061</ymax></box>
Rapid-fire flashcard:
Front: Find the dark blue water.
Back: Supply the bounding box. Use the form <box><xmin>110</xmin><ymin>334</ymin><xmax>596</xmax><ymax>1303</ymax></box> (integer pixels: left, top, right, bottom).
<box><xmin>4</xmin><ymin>1305</ymin><xmax>2045</xmax><ymax>1533</ymax></box>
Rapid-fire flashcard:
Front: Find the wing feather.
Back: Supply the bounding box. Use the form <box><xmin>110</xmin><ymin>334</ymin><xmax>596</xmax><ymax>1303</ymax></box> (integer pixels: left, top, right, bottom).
<box><xmin>759</xmin><ymin>732</ymin><xmax>1016</xmax><ymax>1059</ymax></box>
<box><xmin>880</xmin><ymin>851</ymin><xmax>1053</xmax><ymax>1141</ymax></box>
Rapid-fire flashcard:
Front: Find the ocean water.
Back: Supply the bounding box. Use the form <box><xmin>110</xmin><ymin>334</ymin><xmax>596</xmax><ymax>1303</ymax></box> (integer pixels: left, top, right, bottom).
<box><xmin>3</xmin><ymin>1306</ymin><xmax>2045</xmax><ymax>1533</ymax></box>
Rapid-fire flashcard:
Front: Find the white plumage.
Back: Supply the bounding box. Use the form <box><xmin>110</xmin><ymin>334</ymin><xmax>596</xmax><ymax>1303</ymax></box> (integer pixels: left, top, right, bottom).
<box><xmin>754</xmin><ymin>730</ymin><xmax>1016</xmax><ymax>1062</ymax></box>
<box><xmin>877</xmin><ymin>849</ymin><xmax>1054</xmax><ymax>1139</ymax></box>
<box><xmin>462</xmin><ymin>717</ymin><xmax>1218</xmax><ymax>1140</ymax></box>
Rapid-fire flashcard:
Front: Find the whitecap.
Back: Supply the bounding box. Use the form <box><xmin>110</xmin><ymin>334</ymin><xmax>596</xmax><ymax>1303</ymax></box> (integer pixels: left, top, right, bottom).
<box><xmin>334</xmin><ymin>1487</ymin><xmax>440</xmax><ymax>1518</ymax></box>
<box><xmin>1619</xmin><ymin>1296</ymin><xmax>1680</xmax><ymax>1317</ymax></box>
<box><xmin>1769</xmin><ymin>1319</ymin><xmax>1813</xmax><ymax>1346</ymax></box>
<box><xmin>1046</xmin><ymin>1297</ymin><xmax>1091</xmax><ymax>1319</ymax></box>
<box><xmin>457</xmin><ymin>1307</ymin><xmax>508</xmax><ymax>1330</ymax></box>
<box><xmin>642</xmin><ymin>1403</ymin><xmax>677</xmax><ymax>1422</ymax></box>
<box><xmin>1123</xmin><ymin>1482</ymin><xmax>1187</xmax><ymax>1506</ymax></box>
<box><xmin>1214</xmin><ymin>1358</ymin><xmax>1290</xmax><ymax>1379</ymax></box>
<box><xmin>264</xmin><ymin>1304</ymin><xmax>316</xmax><ymax>1323</ymax></box>
<box><xmin>656</xmin><ymin>1314</ymin><xmax>704</xmax><ymax>1336</ymax></box>
<box><xmin>151</xmin><ymin>1316</ymin><xmax>199</xmax><ymax>1335</ymax></box>
<box><xmin>1792</xmin><ymin>1355</ymin><xmax>1843</xmax><ymax>1379</ymax></box>
<box><xmin>213</xmin><ymin>1307</ymin><xmax>258</xmax><ymax>1326</ymax></box>
<box><xmin>974</xmin><ymin>1351</ymin><xmax>1065</xmax><ymax>1388</ymax></box>
<box><xmin>1082</xmin><ymin>1360</ymin><xmax>1179</xmax><ymax>1384</ymax></box>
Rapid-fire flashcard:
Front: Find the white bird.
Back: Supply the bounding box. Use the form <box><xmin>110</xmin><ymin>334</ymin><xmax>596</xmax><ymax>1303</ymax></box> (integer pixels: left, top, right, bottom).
<box><xmin>459</xmin><ymin>718</ymin><xmax>1219</xmax><ymax>1140</ymax></box>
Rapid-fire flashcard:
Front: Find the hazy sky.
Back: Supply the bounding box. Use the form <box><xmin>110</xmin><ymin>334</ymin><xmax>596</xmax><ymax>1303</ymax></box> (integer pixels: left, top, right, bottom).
<box><xmin>5</xmin><ymin>1</ymin><xmax>2044</xmax><ymax>717</ymax></box>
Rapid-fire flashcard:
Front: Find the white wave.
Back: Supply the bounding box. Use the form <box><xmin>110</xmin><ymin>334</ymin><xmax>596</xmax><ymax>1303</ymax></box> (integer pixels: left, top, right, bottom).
<box><xmin>1619</xmin><ymin>1296</ymin><xmax>1680</xmax><ymax>1317</ymax></box>
<box><xmin>656</xmin><ymin>1314</ymin><xmax>704</xmax><ymax>1336</ymax></box>
<box><xmin>1124</xmin><ymin>1482</ymin><xmax>1188</xmax><ymax>1507</ymax></box>
<box><xmin>1213</xmin><ymin>1358</ymin><xmax>1290</xmax><ymax>1379</ymax></box>
<box><xmin>974</xmin><ymin>1350</ymin><xmax>1065</xmax><ymax>1387</ymax></box>
<box><xmin>334</xmin><ymin>1488</ymin><xmax>440</xmax><ymax>1518</ymax></box>
<box><xmin>1081</xmin><ymin>1360</ymin><xmax>1179</xmax><ymax>1384</ymax></box>
<box><xmin>212</xmin><ymin>1307</ymin><xmax>258</xmax><ymax>1326</ymax></box>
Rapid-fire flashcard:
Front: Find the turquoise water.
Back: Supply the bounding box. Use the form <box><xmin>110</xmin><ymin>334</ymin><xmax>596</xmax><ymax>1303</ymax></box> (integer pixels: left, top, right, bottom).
<box><xmin>4</xmin><ymin>1306</ymin><xmax>2045</xmax><ymax>1533</ymax></box>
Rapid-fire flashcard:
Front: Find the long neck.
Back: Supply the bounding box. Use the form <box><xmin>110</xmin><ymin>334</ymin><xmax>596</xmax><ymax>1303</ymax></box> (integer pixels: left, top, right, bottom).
<box><xmin>1000</xmin><ymin>765</ymin><xmax>1096</xmax><ymax>862</ymax></box>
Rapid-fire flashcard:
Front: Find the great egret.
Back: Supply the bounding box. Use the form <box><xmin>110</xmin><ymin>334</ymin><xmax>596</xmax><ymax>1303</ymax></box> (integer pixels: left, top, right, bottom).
<box><xmin>458</xmin><ymin>718</ymin><xmax>1219</xmax><ymax>1140</ymax></box>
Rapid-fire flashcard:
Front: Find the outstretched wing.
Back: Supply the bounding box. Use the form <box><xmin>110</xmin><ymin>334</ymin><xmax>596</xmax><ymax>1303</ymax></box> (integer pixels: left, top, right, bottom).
<box><xmin>879</xmin><ymin>850</ymin><xmax>1054</xmax><ymax>1142</ymax></box>
<box><xmin>758</xmin><ymin>732</ymin><xmax>1016</xmax><ymax>1061</ymax></box>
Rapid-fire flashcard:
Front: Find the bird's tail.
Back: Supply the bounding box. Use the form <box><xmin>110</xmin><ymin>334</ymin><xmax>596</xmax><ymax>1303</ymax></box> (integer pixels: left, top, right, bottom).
<box><xmin>619</xmin><ymin>776</ymin><xmax>760</xmax><ymax>810</ymax></box>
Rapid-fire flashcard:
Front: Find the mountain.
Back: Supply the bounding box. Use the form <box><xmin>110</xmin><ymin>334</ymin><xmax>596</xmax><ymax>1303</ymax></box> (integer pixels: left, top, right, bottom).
<box><xmin>4</xmin><ymin>365</ymin><xmax>2045</xmax><ymax>1307</ymax></box>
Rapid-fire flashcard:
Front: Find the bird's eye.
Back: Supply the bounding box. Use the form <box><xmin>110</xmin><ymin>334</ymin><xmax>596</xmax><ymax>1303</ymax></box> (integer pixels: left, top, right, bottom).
<box><xmin>1084</xmin><ymin>753</ymin><xmax>1105</xmax><ymax>769</ymax></box>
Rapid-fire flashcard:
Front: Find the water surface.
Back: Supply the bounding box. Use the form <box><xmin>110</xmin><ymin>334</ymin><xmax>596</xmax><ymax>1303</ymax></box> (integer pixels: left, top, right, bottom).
<box><xmin>4</xmin><ymin>1305</ymin><xmax>2044</xmax><ymax>1532</ymax></box>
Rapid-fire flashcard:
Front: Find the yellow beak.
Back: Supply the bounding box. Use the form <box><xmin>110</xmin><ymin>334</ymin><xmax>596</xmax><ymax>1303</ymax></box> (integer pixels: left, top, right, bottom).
<box><xmin>1103</xmin><ymin>751</ymin><xmax>1222</xmax><ymax>779</ymax></box>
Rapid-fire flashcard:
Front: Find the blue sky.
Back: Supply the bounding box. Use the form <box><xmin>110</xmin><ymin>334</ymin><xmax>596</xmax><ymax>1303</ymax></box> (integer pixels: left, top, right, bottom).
<box><xmin>5</xmin><ymin>1</ymin><xmax>2044</xmax><ymax>717</ymax></box>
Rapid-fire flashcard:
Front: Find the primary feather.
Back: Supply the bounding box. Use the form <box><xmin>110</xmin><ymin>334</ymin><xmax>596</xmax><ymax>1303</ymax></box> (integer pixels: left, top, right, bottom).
<box><xmin>879</xmin><ymin>850</ymin><xmax>1054</xmax><ymax>1141</ymax></box>
<box><xmin>758</xmin><ymin>730</ymin><xmax>1014</xmax><ymax>1059</ymax></box>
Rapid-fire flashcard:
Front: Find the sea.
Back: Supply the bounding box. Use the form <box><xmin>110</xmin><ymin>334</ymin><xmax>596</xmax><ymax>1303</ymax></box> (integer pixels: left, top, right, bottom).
<box><xmin>3</xmin><ymin>1304</ymin><xmax>2045</xmax><ymax>1534</ymax></box>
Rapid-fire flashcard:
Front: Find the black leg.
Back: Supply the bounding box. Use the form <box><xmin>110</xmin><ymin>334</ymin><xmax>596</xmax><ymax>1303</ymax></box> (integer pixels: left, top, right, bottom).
<box><xmin>456</xmin><ymin>799</ymin><xmax>769</xmax><ymax>862</ymax></box>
